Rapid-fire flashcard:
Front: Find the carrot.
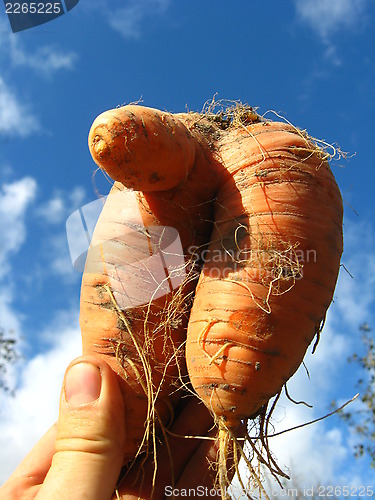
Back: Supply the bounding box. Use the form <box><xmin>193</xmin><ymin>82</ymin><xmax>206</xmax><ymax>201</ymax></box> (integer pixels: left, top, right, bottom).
<box><xmin>79</xmin><ymin>185</ymin><xmax>189</xmax><ymax>463</ymax></box>
<box><xmin>186</xmin><ymin>120</ymin><xmax>343</xmax><ymax>424</ymax></box>
<box><xmin>185</xmin><ymin>118</ymin><xmax>343</xmax><ymax>494</ymax></box>
<box><xmin>89</xmin><ymin>105</ymin><xmax>196</xmax><ymax>191</ymax></box>
<box><xmin>83</xmin><ymin>102</ymin><xmax>343</xmax><ymax>496</ymax></box>
<box><xmin>82</xmin><ymin>105</ymin><xmax>223</xmax><ymax>466</ymax></box>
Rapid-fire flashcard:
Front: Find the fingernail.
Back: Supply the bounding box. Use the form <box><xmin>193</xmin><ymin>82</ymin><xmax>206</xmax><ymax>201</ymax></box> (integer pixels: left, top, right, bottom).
<box><xmin>65</xmin><ymin>362</ymin><xmax>102</xmax><ymax>406</ymax></box>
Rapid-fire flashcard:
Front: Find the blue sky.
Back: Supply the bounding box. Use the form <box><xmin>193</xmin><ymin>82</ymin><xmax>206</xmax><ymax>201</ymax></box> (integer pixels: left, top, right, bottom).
<box><xmin>0</xmin><ymin>0</ymin><xmax>374</xmax><ymax>493</ymax></box>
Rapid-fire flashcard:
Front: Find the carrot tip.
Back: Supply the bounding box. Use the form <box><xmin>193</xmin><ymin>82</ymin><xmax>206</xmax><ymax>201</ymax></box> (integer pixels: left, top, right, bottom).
<box><xmin>91</xmin><ymin>135</ymin><xmax>109</xmax><ymax>159</ymax></box>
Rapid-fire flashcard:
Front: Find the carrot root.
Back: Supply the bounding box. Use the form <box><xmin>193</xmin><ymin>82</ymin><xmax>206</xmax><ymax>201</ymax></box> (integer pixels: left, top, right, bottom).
<box><xmin>218</xmin><ymin>425</ymin><xmax>232</xmax><ymax>500</ymax></box>
<box><xmin>82</xmin><ymin>101</ymin><xmax>343</xmax><ymax>498</ymax></box>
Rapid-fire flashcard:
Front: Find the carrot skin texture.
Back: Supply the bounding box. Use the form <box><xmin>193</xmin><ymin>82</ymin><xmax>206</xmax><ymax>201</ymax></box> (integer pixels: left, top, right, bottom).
<box><xmin>88</xmin><ymin>105</ymin><xmax>196</xmax><ymax>191</ymax></box>
<box><xmin>185</xmin><ymin>122</ymin><xmax>343</xmax><ymax>427</ymax></box>
<box><xmin>79</xmin><ymin>184</ymin><xmax>189</xmax><ymax>459</ymax></box>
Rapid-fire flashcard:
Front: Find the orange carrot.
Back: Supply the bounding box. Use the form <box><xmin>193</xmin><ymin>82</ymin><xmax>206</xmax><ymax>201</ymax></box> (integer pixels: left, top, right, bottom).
<box><xmin>185</xmin><ymin>118</ymin><xmax>343</xmax><ymax>495</ymax></box>
<box><xmin>82</xmin><ymin>105</ymin><xmax>223</xmax><ymax>464</ymax></box>
<box><xmin>83</xmin><ymin>103</ymin><xmax>343</xmax><ymax>494</ymax></box>
<box><xmin>89</xmin><ymin>105</ymin><xmax>196</xmax><ymax>191</ymax></box>
<box><xmin>186</xmin><ymin>120</ymin><xmax>343</xmax><ymax>422</ymax></box>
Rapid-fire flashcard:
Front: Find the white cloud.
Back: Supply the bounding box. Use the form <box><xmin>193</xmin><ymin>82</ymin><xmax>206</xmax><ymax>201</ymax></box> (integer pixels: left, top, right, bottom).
<box><xmin>9</xmin><ymin>42</ymin><xmax>77</xmax><ymax>78</ymax></box>
<box><xmin>69</xmin><ymin>186</ymin><xmax>86</xmax><ymax>209</ymax></box>
<box><xmin>77</xmin><ymin>0</ymin><xmax>171</xmax><ymax>38</ymax></box>
<box><xmin>37</xmin><ymin>196</ymin><xmax>65</xmax><ymax>224</ymax></box>
<box><xmin>261</xmin><ymin>403</ymin><xmax>351</xmax><ymax>492</ymax></box>
<box><xmin>36</xmin><ymin>187</ymin><xmax>86</xmax><ymax>225</ymax></box>
<box><xmin>47</xmin><ymin>232</ymin><xmax>80</xmax><ymax>282</ymax></box>
<box><xmin>0</xmin><ymin>17</ymin><xmax>77</xmax><ymax>139</ymax></box>
<box><xmin>0</xmin><ymin>312</ymin><xmax>81</xmax><ymax>484</ymax></box>
<box><xmin>0</xmin><ymin>78</ymin><xmax>39</xmax><ymax>137</ymax></box>
<box><xmin>294</xmin><ymin>0</ymin><xmax>367</xmax><ymax>39</ymax></box>
<box><xmin>335</xmin><ymin>218</ymin><xmax>375</xmax><ymax>328</ymax></box>
<box><xmin>0</xmin><ymin>289</ymin><xmax>22</xmax><ymax>334</ymax></box>
<box><xmin>107</xmin><ymin>0</ymin><xmax>171</xmax><ymax>38</ymax></box>
<box><xmin>234</xmin><ymin>384</ymin><xmax>369</xmax><ymax>496</ymax></box>
<box><xmin>0</xmin><ymin>177</ymin><xmax>37</xmax><ymax>276</ymax></box>
<box><xmin>0</xmin><ymin>176</ymin><xmax>37</xmax><ymax>392</ymax></box>
<box><xmin>0</xmin><ymin>179</ymin><xmax>82</xmax><ymax>483</ymax></box>
<box><xmin>108</xmin><ymin>3</ymin><xmax>144</xmax><ymax>39</ymax></box>
<box><xmin>35</xmin><ymin>186</ymin><xmax>88</xmax><ymax>282</ymax></box>
<box><xmin>0</xmin><ymin>17</ymin><xmax>77</xmax><ymax>78</ymax></box>
<box><xmin>294</xmin><ymin>0</ymin><xmax>368</xmax><ymax>65</ymax></box>
<box><xmin>0</xmin><ymin>180</ymin><xmax>86</xmax><ymax>287</ymax></box>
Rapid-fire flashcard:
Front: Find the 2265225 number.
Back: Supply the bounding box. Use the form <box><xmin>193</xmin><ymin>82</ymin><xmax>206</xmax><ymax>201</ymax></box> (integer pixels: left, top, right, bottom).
<box><xmin>317</xmin><ymin>485</ymin><xmax>374</xmax><ymax>497</ymax></box>
<box><xmin>5</xmin><ymin>3</ymin><xmax>62</xmax><ymax>15</ymax></box>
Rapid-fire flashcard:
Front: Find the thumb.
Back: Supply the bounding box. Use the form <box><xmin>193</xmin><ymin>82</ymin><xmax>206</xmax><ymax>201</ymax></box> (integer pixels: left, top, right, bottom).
<box><xmin>37</xmin><ymin>356</ymin><xmax>126</xmax><ymax>500</ymax></box>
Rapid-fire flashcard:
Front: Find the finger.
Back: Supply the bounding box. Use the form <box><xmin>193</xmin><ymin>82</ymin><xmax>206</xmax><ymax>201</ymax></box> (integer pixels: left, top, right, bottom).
<box><xmin>0</xmin><ymin>424</ymin><xmax>57</xmax><ymax>498</ymax></box>
<box><xmin>162</xmin><ymin>396</ymin><xmax>216</xmax><ymax>484</ymax></box>
<box><xmin>116</xmin><ymin>395</ymin><xmax>215</xmax><ymax>499</ymax></box>
<box><xmin>175</xmin><ymin>422</ymin><xmax>246</xmax><ymax>494</ymax></box>
<box><xmin>37</xmin><ymin>355</ymin><xmax>126</xmax><ymax>500</ymax></box>
<box><xmin>173</xmin><ymin>425</ymin><xmax>219</xmax><ymax>493</ymax></box>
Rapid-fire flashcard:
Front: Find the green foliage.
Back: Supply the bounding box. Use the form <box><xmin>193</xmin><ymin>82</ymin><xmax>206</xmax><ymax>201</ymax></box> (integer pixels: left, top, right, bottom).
<box><xmin>335</xmin><ymin>322</ymin><xmax>375</xmax><ymax>466</ymax></box>
<box><xmin>0</xmin><ymin>328</ymin><xmax>19</xmax><ymax>394</ymax></box>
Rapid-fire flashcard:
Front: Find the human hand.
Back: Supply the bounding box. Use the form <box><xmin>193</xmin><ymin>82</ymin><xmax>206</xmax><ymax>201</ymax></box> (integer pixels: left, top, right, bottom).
<box><xmin>115</xmin><ymin>394</ymin><xmax>220</xmax><ymax>500</ymax></box>
<box><xmin>0</xmin><ymin>355</ymin><xmax>222</xmax><ymax>500</ymax></box>
<box><xmin>0</xmin><ymin>356</ymin><xmax>126</xmax><ymax>500</ymax></box>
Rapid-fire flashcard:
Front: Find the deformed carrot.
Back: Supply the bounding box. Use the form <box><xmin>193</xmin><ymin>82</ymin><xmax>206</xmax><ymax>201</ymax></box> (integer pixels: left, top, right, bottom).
<box><xmin>82</xmin><ymin>103</ymin><xmax>343</xmax><ymax>496</ymax></box>
<box><xmin>186</xmin><ymin>121</ymin><xmax>343</xmax><ymax>427</ymax></box>
<box><xmin>82</xmin><ymin>105</ymin><xmax>223</xmax><ymax>464</ymax></box>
